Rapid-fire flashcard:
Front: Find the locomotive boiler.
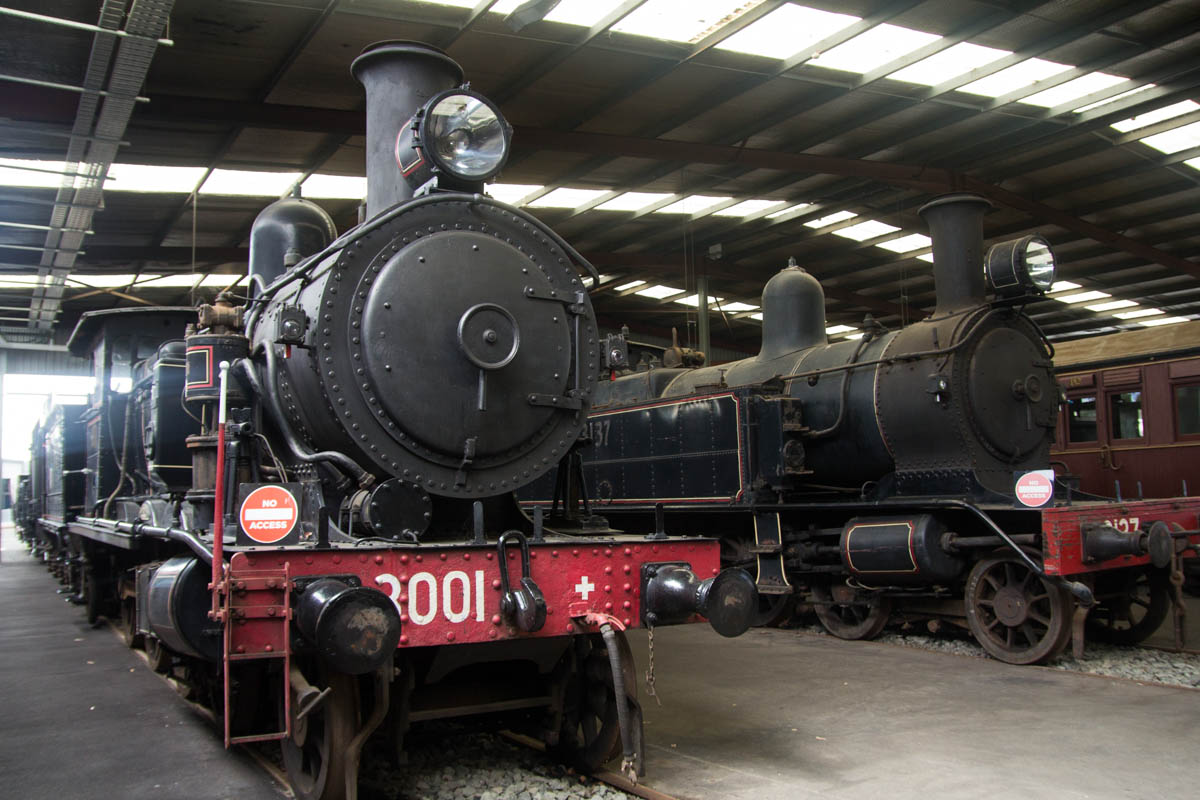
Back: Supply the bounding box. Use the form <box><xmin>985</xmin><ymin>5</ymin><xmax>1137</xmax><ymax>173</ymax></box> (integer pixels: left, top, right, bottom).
<box><xmin>524</xmin><ymin>193</ymin><xmax>1200</xmax><ymax>665</ymax></box>
<box><xmin>27</xmin><ymin>40</ymin><xmax>756</xmax><ymax>800</ymax></box>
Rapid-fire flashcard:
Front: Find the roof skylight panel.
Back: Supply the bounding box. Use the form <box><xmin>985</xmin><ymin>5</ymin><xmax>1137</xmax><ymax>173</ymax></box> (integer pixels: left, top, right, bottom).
<box><xmin>714</xmin><ymin>4</ymin><xmax>861</xmax><ymax>60</ymax></box>
<box><xmin>595</xmin><ymin>192</ymin><xmax>676</xmax><ymax>212</ymax></box>
<box><xmin>199</xmin><ymin>169</ymin><xmax>303</xmax><ymax>196</ymax></box>
<box><xmin>1047</xmin><ymin>281</ymin><xmax>1081</xmax><ymax>293</ymax></box>
<box><xmin>527</xmin><ymin>188</ymin><xmax>613</xmax><ymax>209</ymax></box>
<box><xmin>490</xmin><ymin>0</ymin><xmax>630</xmax><ymax>27</ymax></box>
<box><xmin>1139</xmin><ymin>316</ymin><xmax>1190</xmax><ymax>327</ymax></box>
<box><xmin>653</xmin><ymin>195</ymin><xmax>734</xmax><ymax>215</ymax></box>
<box><xmin>767</xmin><ymin>203</ymin><xmax>812</xmax><ymax>219</ymax></box>
<box><xmin>1137</xmin><ymin>121</ymin><xmax>1200</xmax><ymax>155</ymax></box>
<box><xmin>104</xmin><ymin>163</ymin><xmax>207</xmax><ymax>193</ymax></box>
<box><xmin>611</xmin><ymin>0</ymin><xmax>767</xmax><ymax>44</ymax></box>
<box><xmin>137</xmin><ymin>274</ymin><xmax>201</xmax><ymax>288</ymax></box>
<box><xmin>718</xmin><ymin>301</ymin><xmax>759</xmax><ymax>312</ymax></box>
<box><xmin>1113</xmin><ymin>307</ymin><xmax>1164</xmax><ymax>319</ymax></box>
<box><xmin>916</xmin><ymin>253</ymin><xmax>934</xmax><ymax>262</ymax></box>
<box><xmin>711</xmin><ymin>199</ymin><xmax>788</xmax><ymax>217</ymax></box>
<box><xmin>957</xmin><ymin>58</ymin><xmax>1072</xmax><ymax>98</ymax></box>
<box><xmin>804</xmin><ymin>210</ymin><xmax>857</xmax><ymax>228</ymax></box>
<box><xmin>199</xmin><ymin>274</ymin><xmax>246</xmax><ymax>288</ymax></box>
<box><xmin>876</xmin><ymin>233</ymin><xmax>933</xmax><ymax>253</ymax></box>
<box><xmin>0</xmin><ymin>159</ymin><xmax>76</xmax><ymax>189</ymax></box>
<box><xmin>832</xmin><ymin>219</ymin><xmax>900</xmax><ymax>241</ymax></box>
<box><xmin>1054</xmin><ymin>290</ymin><xmax>1111</xmax><ymax>304</ymax></box>
<box><xmin>1020</xmin><ymin>72</ymin><xmax>1128</xmax><ymax>108</ymax></box>
<box><xmin>486</xmin><ymin>183</ymin><xmax>544</xmax><ymax>204</ymax></box>
<box><xmin>1085</xmin><ymin>299</ymin><xmax>1138</xmax><ymax>312</ymax></box>
<box><xmin>674</xmin><ymin>294</ymin><xmax>726</xmax><ymax>307</ymax></box>
<box><xmin>301</xmin><ymin>174</ymin><xmax>367</xmax><ymax>199</ymax></box>
<box><xmin>636</xmin><ymin>284</ymin><xmax>685</xmax><ymax>299</ymax></box>
<box><xmin>1072</xmin><ymin>83</ymin><xmax>1155</xmax><ymax>113</ymax></box>
<box><xmin>825</xmin><ymin>324</ymin><xmax>856</xmax><ymax>335</ymax></box>
<box><xmin>69</xmin><ymin>274</ymin><xmax>140</xmax><ymax>288</ymax></box>
<box><xmin>886</xmin><ymin>42</ymin><xmax>1011</xmax><ymax>86</ymax></box>
<box><xmin>807</xmin><ymin>24</ymin><xmax>941</xmax><ymax>74</ymax></box>
<box><xmin>1110</xmin><ymin>100</ymin><xmax>1200</xmax><ymax>133</ymax></box>
<box><xmin>0</xmin><ymin>274</ymin><xmax>45</xmax><ymax>289</ymax></box>
<box><xmin>614</xmin><ymin>280</ymin><xmax>647</xmax><ymax>291</ymax></box>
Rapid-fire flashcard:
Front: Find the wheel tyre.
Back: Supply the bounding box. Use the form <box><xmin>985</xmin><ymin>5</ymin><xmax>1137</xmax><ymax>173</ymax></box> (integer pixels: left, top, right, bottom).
<box><xmin>145</xmin><ymin>637</ymin><xmax>172</xmax><ymax>674</ymax></box>
<box><xmin>121</xmin><ymin>600</ymin><xmax>143</xmax><ymax>649</ymax></box>
<box><xmin>812</xmin><ymin>584</ymin><xmax>891</xmax><ymax>640</ymax></box>
<box><xmin>1085</xmin><ymin>568</ymin><xmax>1171</xmax><ymax>646</ymax></box>
<box><xmin>964</xmin><ymin>551</ymin><xmax>1072</xmax><ymax>665</ymax></box>
<box><xmin>282</xmin><ymin>671</ymin><xmax>357</xmax><ymax>800</ymax></box>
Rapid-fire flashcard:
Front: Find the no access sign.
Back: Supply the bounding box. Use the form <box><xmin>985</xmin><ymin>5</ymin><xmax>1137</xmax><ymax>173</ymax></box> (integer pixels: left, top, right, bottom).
<box><xmin>238</xmin><ymin>483</ymin><xmax>301</xmax><ymax>545</ymax></box>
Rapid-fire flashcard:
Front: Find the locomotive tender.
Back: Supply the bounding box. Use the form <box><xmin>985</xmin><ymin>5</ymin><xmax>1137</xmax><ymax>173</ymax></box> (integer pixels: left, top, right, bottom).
<box><xmin>524</xmin><ymin>193</ymin><xmax>1200</xmax><ymax>664</ymax></box>
<box><xmin>23</xmin><ymin>41</ymin><xmax>757</xmax><ymax>800</ymax></box>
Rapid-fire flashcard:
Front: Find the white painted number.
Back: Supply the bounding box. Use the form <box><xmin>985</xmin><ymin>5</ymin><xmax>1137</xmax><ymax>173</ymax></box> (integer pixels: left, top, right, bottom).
<box><xmin>1105</xmin><ymin>517</ymin><xmax>1140</xmax><ymax>533</ymax></box>
<box><xmin>375</xmin><ymin>570</ymin><xmax>488</xmax><ymax>626</ymax></box>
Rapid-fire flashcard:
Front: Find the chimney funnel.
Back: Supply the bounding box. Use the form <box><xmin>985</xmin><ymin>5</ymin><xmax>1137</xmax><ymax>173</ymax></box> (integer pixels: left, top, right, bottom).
<box><xmin>918</xmin><ymin>193</ymin><xmax>993</xmax><ymax>315</ymax></box>
<box><xmin>351</xmin><ymin>41</ymin><xmax>464</xmax><ymax>218</ymax></box>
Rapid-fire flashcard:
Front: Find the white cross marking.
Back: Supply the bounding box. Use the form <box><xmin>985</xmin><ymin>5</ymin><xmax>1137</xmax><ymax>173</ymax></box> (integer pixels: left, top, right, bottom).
<box><xmin>575</xmin><ymin>576</ymin><xmax>595</xmax><ymax>600</ymax></box>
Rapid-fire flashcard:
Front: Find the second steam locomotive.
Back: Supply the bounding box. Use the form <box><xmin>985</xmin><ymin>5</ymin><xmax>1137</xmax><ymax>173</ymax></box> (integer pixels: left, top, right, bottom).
<box><xmin>523</xmin><ymin>193</ymin><xmax>1200</xmax><ymax>665</ymax></box>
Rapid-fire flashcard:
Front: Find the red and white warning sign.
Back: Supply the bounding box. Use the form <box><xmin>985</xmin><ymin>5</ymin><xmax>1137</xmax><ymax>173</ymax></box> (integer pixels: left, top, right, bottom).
<box><xmin>1014</xmin><ymin>469</ymin><xmax>1055</xmax><ymax>508</ymax></box>
<box><xmin>239</xmin><ymin>485</ymin><xmax>299</xmax><ymax>544</ymax></box>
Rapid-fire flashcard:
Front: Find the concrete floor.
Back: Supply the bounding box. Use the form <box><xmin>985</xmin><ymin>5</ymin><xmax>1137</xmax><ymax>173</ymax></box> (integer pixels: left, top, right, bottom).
<box><xmin>627</xmin><ymin>624</ymin><xmax>1199</xmax><ymax>799</ymax></box>
<box><xmin>3</xmin><ymin>521</ymin><xmax>1196</xmax><ymax>800</ymax></box>
<box><xmin>0</xmin><ymin>526</ymin><xmax>287</xmax><ymax>799</ymax></box>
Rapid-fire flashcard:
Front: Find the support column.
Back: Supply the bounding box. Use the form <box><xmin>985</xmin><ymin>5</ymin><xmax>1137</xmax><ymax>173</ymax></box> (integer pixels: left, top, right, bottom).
<box><xmin>696</xmin><ymin>274</ymin><xmax>710</xmax><ymax>362</ymax></box>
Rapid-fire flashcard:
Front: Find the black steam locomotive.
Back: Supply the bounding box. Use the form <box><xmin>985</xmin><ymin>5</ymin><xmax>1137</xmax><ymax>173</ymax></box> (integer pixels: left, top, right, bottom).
<box><xmin>523</xmin><ymin>194</ymin><xmax>1200</xmax><ymax>665</ymax></box>
<box><xmin>23</xmin><ymin>41</ymin><xmax>756</xmax><ymax>800</ymax></box>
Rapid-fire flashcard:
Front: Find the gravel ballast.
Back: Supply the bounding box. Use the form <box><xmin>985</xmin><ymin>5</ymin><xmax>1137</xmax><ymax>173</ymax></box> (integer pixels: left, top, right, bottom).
<box><xmin>798</xmin><ymin>625</ymin><xmax>1200</xmax><ymax>688</ymax></box>
<box><xmin>359</xmin><ymin>733</ymin><xmax>634</xmax><ymax>800</ymax></box>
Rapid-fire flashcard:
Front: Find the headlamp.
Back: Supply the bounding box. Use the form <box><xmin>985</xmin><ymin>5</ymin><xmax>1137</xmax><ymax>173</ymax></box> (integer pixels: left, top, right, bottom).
<box><xmin>985</xmin><ymin>235</ymin><xmax>1057</xmax><ymax>296</ymax></box>
<box><xmin>395</xmin><ymin>88</ymin><xmax>511</xmax><ymax>191</ymax></box>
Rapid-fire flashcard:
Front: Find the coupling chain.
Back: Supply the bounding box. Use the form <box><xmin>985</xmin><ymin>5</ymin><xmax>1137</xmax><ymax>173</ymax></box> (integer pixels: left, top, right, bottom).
<box><xmin>644</xmin><ymin>624</ymin><xmax>661</xmax><ymax>706</ymax></box>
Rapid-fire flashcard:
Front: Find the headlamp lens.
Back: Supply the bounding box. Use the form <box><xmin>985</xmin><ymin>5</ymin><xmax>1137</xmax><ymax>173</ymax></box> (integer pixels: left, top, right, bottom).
<box><xmin>1023</xmin><ymin>238</ymin><xmax>1055</xmax><ymax>290</ymax></box>
<box><xmin>427</xmin><ymin>93</ymin><xmax>508</xmax><ymax>179</ymax></box>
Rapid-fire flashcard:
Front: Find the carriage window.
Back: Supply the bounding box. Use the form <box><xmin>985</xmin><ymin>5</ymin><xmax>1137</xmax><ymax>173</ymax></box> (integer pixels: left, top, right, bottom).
<box><xmin>1109</xmin><ymin>391</ymin><xmax>1144</xmax><ymax>440</ymax></box>
<box><xmin>1067</xmin><ymin>395</ymin><xmax>1097</xmax><ymax>443</ymax></box>
<box><xmin>1176</xmin><ymin>385</ymin><xmax>1200</xmax><ymax>436</ymax></box>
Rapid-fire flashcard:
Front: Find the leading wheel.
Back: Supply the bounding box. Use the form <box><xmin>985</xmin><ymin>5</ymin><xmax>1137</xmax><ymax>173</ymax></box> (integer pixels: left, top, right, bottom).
<box><xmin>549</xmin><ymin>633</ymin><xmax>633</xmax><ymax>772</ymax></box>
<box><xmin>282</xmin><ymin>670</ymin><xmax>358</xmax><ymax>800</ymax></box>
<box><xmin>965</xmin><ymin>552</ymin><xmax>1072</xmax><ymax>665</ymax></box>
<box><xmin>812</xmin><ymin>583</ymin><xmax>891</xmax><ymax>640</ymax></box>
<box><xmin>1085</xmin><ymin>568</ymin><xmax>1170</xmax><ymax>646</ymax></box>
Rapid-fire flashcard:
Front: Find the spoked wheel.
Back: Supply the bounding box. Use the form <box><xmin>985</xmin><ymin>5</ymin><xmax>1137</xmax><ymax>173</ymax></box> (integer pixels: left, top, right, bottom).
<box><xmin>120</xmin><ymin>599</ymin><xmax>142</xmax><ymax>648</ymax></box>
<box><xmin>282</xmin><ymin>670</ymin><xmax>358</xmax><ymax>800</ymax></box>
<box><xmin>965</xmin><ymin>552</ymin><xmax>1072</xmax><ymax>665</ymax></box>
<box><xmin>812</xmin><ymin>583</ymin><xmax>892</xmax><ymax>640</ymax></box>
<box><xmin>145</xmin><ymin>636</ymin><xmax>173</xmax><ymax>674</ymax></box>
<box><xmin>752</xmin><ymin>593</ymin><xmax>793</xmax><ymax>628</ymax></box>
<box><xmin>1085</xmin><ymin>568</ymin><xmax>1171</xmax><ymax>646</ymax></box>
<box><xmin>550</xmin><ymin>632</ymin><xmax>635</xmax><ymax>772</ymax></box>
